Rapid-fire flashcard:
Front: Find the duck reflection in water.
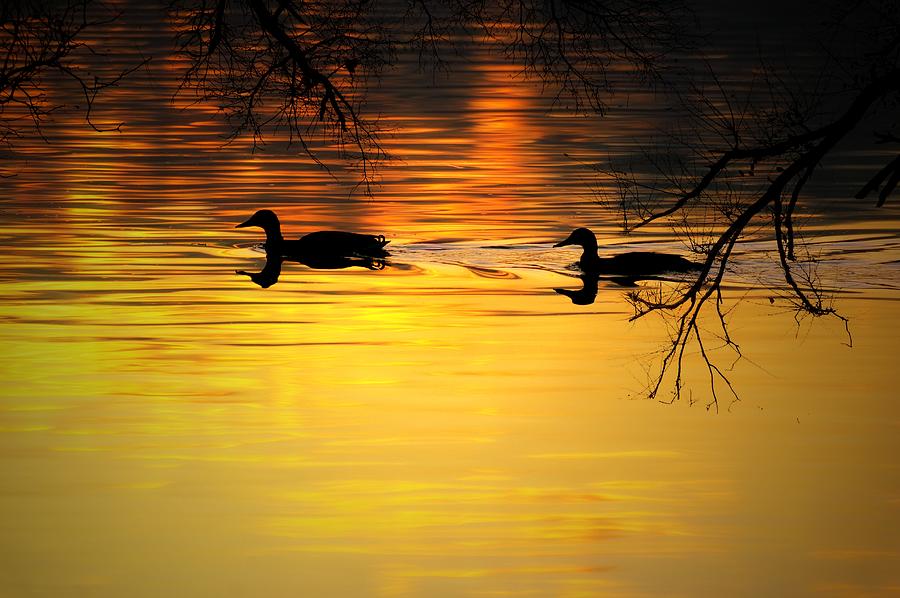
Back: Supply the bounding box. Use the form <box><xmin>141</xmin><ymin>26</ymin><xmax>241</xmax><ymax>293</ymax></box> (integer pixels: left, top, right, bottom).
<box><xmin>237</xmin><ymin>254</ymin><xmax>386</xmax><ymax>288</ymax></box>
<box><xmin>554</xmin><ymin>274</ymin><xmax>599</xmax><ymax>305</ymax></box>
<box><xmin>554</xmin><ymin>273</ymin><xmax>650</xmax><ymax>305</ymax></box>
<box><xmin>235</xmin><ymin>209</ymin><xmax>390</xmax><ymax>288</ymax></box>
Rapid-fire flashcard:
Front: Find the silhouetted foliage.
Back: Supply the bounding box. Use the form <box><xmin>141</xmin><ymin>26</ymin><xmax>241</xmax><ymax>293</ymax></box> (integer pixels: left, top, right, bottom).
<box><xmin>170</xmin><ymin>0</ymin><xmax>392</xmax><ymax>191</ymax></box>
<box><xmin>0</xmin><ymin>0</ymin><xmax>145</xmax><ymax>168</ymax></box>
<box><xmin>170</xmin><ymin>0</ymin><xmax>691</xmax><ymax>189</ymax></box>
<box><xmin>600</xmin><ymin>0</ymin><xmax>900</xmax><ymax>410</ymax></box>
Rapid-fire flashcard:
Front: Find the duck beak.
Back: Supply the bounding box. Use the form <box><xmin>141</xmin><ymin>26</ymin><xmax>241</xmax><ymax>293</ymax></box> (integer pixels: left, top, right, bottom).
<box><xmin>553</xmin><ymin>235</ymin><xmax>574</xmax><ymax>248</ymax></box>
<box><xmin>235</xmin><ymin>217</ymin><xmax>254</xmax><ymax>229</ymax></box>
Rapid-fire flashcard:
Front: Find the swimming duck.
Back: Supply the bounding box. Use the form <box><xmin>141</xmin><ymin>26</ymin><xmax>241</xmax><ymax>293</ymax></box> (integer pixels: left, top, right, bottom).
<box><xmin>554</xmin><ymin>227</ymin><xmax>700</xmax><ymax>275</ymax></box>
<box><xmin>236</xmin><ymin>209</ymin><xmax>389</xmax><ymax>258</ymax></box>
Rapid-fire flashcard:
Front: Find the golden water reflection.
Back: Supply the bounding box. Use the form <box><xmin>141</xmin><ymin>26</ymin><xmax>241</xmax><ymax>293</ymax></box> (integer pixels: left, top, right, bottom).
<box><xmin>1</xmin><ymin>231</ymin><xmax>899</xmax><ymax>596</ymax></box>
<box><xmin>1</xmin><ymin>3</ymin><xmax>900</xmax><ymax>596</ymax></box>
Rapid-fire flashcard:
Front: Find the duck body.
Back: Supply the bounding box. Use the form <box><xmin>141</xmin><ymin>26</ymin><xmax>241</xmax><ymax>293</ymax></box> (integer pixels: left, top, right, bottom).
<box><xmin>586</xmin><ymin>252</ymin><xmax>699</xmax><ymax>275</ymax></box>
<box><xmin>290</xmin><ymin>230</ymin><xmax>389</xmax><ymax>258</ymax></box>
<box><xmin>237</xmin><ymin>209</ymin><xmax>389</xmax><ymax>258</ymax></box>
<box><xmin>554</xmin><ymin>227</ymin><xmax>700</xmax><ymax>275</ymax></box>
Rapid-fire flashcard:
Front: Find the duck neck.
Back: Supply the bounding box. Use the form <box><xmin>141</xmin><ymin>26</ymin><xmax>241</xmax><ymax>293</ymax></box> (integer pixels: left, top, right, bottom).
<box><xmin>578</xmin><ymin>236</ymin><xmax>599</xmax><ymax>265</ymax></box>
<box><xmin>262</xmin><ymin>222</ymin><xmax>284</xmax><ymax>250</ymax></box>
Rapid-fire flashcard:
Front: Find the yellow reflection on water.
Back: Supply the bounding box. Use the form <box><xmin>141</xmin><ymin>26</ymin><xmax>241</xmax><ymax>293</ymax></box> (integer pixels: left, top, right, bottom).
<box><xmin>1</xmin><ymin>228</ymin><xmax>899</xmax><ymax>596</ymax></box>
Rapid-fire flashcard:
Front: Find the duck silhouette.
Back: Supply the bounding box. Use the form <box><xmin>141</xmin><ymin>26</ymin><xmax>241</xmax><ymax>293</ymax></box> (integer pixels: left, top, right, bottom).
<box><xmin>236</xmin><ymin>209</ymin><xmax>390</xmax><ymax>258</ymax></box>
<box><xmin>554</xmin><ymin>228</ymin><xmax>700</xmax><ymax>275</ymax></box>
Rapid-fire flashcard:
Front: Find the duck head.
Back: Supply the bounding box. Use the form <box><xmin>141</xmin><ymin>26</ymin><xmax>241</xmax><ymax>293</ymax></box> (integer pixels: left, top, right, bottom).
<box><xmin>554</xmin><ymin>227</ymin><xmax>598</xmax><ymax>252</ymax></box>
<box><xmin>236</xmin><ymin>209</ymin><xmax>283</xmax><ymax>246</ymax></box>
<box><xmin>236</xmin><ymin>209</ymin><xmax>279</xmax><ymax>231</ymax></box>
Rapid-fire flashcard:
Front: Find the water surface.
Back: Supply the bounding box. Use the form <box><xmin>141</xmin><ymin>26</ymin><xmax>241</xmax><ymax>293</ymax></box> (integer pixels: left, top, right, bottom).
<box><xmin>1</xmin><ymin>2</ymin><xmax>899</xmax><ymax>596</ymax></box>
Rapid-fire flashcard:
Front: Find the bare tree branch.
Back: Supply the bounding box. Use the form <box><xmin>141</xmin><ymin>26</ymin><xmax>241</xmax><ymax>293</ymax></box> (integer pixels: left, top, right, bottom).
<box><xmin>171</xmin><ymin>0</ymin><xmax>392</xmax><ymax>193</ymax></box>
<box><xmin>0</xmin><ymin>0</ymin><xmax>148</xmax><ymax>167</ymax></box>
<box><xmin>600</xmin><ymin>2</ymin><xmax>899</xmax><ymax>407</ymax></box>
<box><xmin>171</xmin><ymin>0</ymin><xmax>692</xmax><ymax>189</ymax></box>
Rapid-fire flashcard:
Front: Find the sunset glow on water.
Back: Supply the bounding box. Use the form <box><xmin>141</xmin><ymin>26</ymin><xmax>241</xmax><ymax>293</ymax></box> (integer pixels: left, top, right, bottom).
<box><xmin>1</xmin><ymin>1</ymin><xmax>899</xmax><ymax>596</ymax></box>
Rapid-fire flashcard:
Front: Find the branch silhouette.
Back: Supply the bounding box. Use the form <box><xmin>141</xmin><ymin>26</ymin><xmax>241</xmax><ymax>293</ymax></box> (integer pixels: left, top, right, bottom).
<box><xmin>171</xmin><ymin>0</ymin><xmax>394</xmax><ymax>192</ymax></box>
<box><xmin>601</xmin><ymin>7</ymin><xmax>899</xmax><ymax>409</ymax></box>
<box><xmin>1</xmin><ymin>0</ymin><xmax>147</xmax><ymax>169</ymax></box>
<box><xmin>171</xmin><ymin>0</ymin><xmax>691</xmax><ymax>189</ymax></box>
